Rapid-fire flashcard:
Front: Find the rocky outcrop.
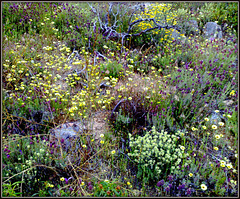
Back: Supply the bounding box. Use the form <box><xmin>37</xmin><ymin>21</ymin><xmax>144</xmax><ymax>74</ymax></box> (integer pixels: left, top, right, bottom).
<box><xmin>203</xmin><ymin>22</ymin><xmax>222</xmax><ymax>39</ymax></box>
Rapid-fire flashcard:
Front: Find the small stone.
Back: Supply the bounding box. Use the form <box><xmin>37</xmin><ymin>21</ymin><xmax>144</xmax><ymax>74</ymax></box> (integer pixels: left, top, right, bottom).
<box><xmin>223</xmin><ymin>100</ymin><xmax>234</xmax><ymax>106</ymax></box>
<box><xmin>174</xmin><ymin>95</ymin><xmax>179</xmax><ymax>101</ymax></box>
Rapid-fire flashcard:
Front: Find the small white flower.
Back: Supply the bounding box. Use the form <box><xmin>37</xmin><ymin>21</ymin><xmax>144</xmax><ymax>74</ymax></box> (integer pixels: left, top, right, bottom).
<box><xmin>212</xmin><ymin>125</ymin><xmax>217</xmax><ymax>130</ymax></box>
<box><xmin>218</xmin><ymin>122</ymin><xmax>224</xmax><ymax>126</ymax></box>
<box><xmin>103</xmin><ymin>45</ymin><xmax>108</xmax><ymax>49</ymax></box>
<box><xmin>215</xmin><ymin>135</ymin><xmax>221</xmax><ymax>139</ymax></box>
<box><xmin>201</xmin><ymin>184</ymin><xmax>207</xmax><ymax>191</ymax></box>
<box><xmin>226</xmin><ymin>163</ymin><xmax>233</xmax><ymax>169</ymax></box>
<box><xmin>180</xmin><ymin>146</ymin><xmax>185</xmax><ymax>150</ymax></box>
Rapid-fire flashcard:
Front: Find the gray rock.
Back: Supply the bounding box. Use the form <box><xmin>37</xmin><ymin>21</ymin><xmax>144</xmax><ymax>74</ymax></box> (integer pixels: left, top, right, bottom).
<box><xmin>188</xmin><ymin>20</ymin><xmax>198</xmax><ymax>29</ymax></box>
<box><xmin>50</xmin><ymin>121</ymin><xmax>86</xmax><ymax>151</ymax></box>
<box><xmin>186</xmin><ymin>20</ymin><xmax>200</xmax><ymax>35</ymax></box>
<box><xmin>171</xmin><ymin>29</ymin><xmax>186</xmax><ymax>42</ymax></box>
<box><xmin>172</xmin><ymin>29</ymin><xmax>181</xmax><ymax>39</ymax></box>
<box><xmin>204</xmin><ymin>22</ymin><xmax>222</xmax><ymax>39</ymax></box>
<box><xmin>223</xmin><ymin>100</ymin><xmax>234</xmax><ymax>106</ymax></box>
<box><xmin>210</xmin><ymin>112</ymin><xmax>223</xmax><ymax>124</ymax></box>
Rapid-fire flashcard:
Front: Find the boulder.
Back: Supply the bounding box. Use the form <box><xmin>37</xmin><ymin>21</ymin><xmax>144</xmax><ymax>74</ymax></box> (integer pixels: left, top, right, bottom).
<box><xmin>203</xmin><ymin>22</ymin><xmax>222</xmax><ymax>39</ymax></box>
<box><xmin>186</xmin><ymin>20</ymin><xmax>200</xmax><ymax>35</ymax></box>
<box><xmin>171</xmin><ymin>29</ymin><xmax>181</xmax><ymax>39</ymax></box>
<box><xmin>171</xmin><ymin>30</ymin><xmax>186</xmax><ymax>42</ymax></box>
<box><xmin>50</xmin><ymin>121</ymin><xmax>86</xmax><ymax>152</ymax></box>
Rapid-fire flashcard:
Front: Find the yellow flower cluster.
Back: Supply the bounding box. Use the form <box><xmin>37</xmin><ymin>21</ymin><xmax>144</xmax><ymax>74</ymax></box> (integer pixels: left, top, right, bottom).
<box><xmin>133</xmin><ymin>3</ymin><xmax>180</xmax><ymax>41</ymax></box>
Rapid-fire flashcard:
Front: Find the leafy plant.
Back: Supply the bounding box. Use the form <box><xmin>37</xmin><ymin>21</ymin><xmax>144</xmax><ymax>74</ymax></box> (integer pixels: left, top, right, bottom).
<box><xmin>93</xmin><ymin>180</ymin><xmax>127</xmax><ymax>197</ymax></box>
<box><xmin>99</xmin><ymin>60</ymin><xmax>124</xmax><ymax>78</ymax></box>
<box><xmin>128</xmin><ymin>127</ymin><xmax>191</xmax><ymax>184</ymax></box>
<box><xmin>2</xmin><ymin>181</ymin><xmax>23</xmax><ymax>197</ymax></box>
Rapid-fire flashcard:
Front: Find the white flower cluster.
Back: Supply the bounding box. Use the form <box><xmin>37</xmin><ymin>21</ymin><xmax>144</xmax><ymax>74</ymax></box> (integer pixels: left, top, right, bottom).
<box><xmin>128</xmin><ymin>126</ymin><xmax>189</xmax><ymax>176</ymax></box>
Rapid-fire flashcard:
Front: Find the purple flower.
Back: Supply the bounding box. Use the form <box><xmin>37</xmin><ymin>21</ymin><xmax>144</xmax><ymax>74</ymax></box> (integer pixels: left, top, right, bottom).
<box><xmin>88</xmin><ymin>185</ymin><xmax>93</xmax><ymax>190</ymax></box>
<box><xmin>69</xmin><ymin>187</ymin><xmax>73</xmax><ymax>191</ymax></box>
<box><xmin>157</xmin><ymin>180</ymin><xmax>164</xmax><ymax>187</ymax></box>
<box><xmin>177</xmin><ymin>185</ymin><xmax>182</xmax><ymax>190</ymax></box>
<box><xmin>61</xmin><ymin>138</ymin><xmax>64</xmax><ymax>143</ymax></box>
<box><xmin>165</xmin><ymin>186</ymin><xmax>170</xmax><ymax>192</ymax></box>
<box><xmin>65</xmin><ymin>178</ymin><xmax>69</xmax><ymax>184</ymax></box>
<box><xmin>187</xmin><ymin>188</ymin><xmax>192</xmax><ymax>195</ymax></box>
<box><xmin>7</xmin><ymin>154</ymin><xmax>10</xmax><ymax>158</ymax></box>
<box><xmin>167</xmin><ymin>175</ymin><xmax>173</xmax><ymax>181</ymax></box>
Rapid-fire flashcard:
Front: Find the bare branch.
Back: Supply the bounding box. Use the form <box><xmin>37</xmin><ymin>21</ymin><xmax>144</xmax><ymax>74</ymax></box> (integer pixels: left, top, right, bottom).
<box><xmin>88</xmin><ymin>3</ymin><xmax>182</xmax><ymax>52</ymax></box>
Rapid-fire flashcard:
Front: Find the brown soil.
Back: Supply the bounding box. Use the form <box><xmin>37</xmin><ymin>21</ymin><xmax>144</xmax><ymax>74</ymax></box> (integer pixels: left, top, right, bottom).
<box><xmin>88</xmin><ymin>110</ymin><xmax>112</xmax><ymax>140</ymax></box>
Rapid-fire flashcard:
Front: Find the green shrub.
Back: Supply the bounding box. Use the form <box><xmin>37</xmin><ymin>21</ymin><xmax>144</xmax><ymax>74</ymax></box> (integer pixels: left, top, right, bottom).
<box><xmin>2</xmin><ymin>181</ymin><xmax>23</xmax><ymax>197</ymax></box>
<box><xmin>99</xmin><ymin>60</ymin><xmax>124</xmax><ymax>78</ymax></box>
<box><xmin>93</xmin><ymin>180</ymin><xmax>127</xmax><ymax>197</ymax></box>
<box><xmin>128</xmin><ymin>126</ymin><xmax>191</xmax><ymax>183</ymax></box>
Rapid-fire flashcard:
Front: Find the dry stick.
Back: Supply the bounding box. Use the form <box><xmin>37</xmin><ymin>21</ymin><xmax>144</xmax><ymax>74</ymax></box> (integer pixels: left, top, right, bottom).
<box><xmin>39</xmin><ymin>87</ymin><xmax>55</xmax><ymax>126</ymax></box>
<box><xmin>92</xmin><ymin>32</ymin><xmax>99</xmax><ymax>51</ymax></box>
<box><xmin>76</xmin><ymin>166</ymin><xmax>102</xmax><ymax>182</ymax></box>
<box><xmin>110</xmin><ymin>98</ymin><xmax>127</xmax><ymax>118</ymax></box>
<box><xmin>128</xmin><ymin>36</ymin><xmax>132</xmax><ymax>51</ymax></box>
<box><xmin>141</xmin><ymin>45</ymin><xmax>153</xmax><ymax>61</ymax></box>
<box><xmin>74</xmin><ymin>144</ymin><xmax>115</xmax><ymax>182</ymax></box>
<box><xmin>139</xmin><ymin>44</ymin><xmax>145</xmax><ymax>54</ymax></box>
<box><xmin>20</xmin><ymin>171</ymin><xmax>24</xmax><ymax>197</ymax></box>
<box><xmin>67</xmin><ymin>156</ymin><xmax>88</xmax><ymax>196</ymax></box>
<box><xmin>2</xmin><ymin>109</ymin><xmax>16</xmax><ymax>129</ymax></box>
<box><xmin>78</xmin><ymin>143</ymin><xmax>111</xmax><ymax>169</ymax></box>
